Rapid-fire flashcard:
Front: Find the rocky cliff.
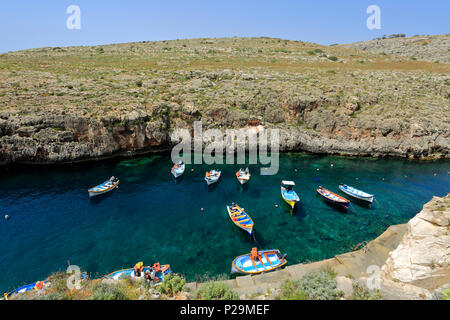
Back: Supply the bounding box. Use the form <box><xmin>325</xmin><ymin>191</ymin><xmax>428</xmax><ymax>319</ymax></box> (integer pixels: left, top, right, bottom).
<box><xmin>381</xmin><ymin>194</ymin><xmax>450</xmax><ymax>298</ymax></box>
<box><xmin>0</xmin><ymin>37</ymin><xmax>449</xmax><ymax>164</ymax></box>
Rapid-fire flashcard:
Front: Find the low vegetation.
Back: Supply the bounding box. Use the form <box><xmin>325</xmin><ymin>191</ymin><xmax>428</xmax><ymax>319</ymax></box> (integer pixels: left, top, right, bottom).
<box><xmin>195</xmin><ymin>282</ymin><xmax>239</xmax><ymax>300</ymax></box>
<box><xmin>155</xmin><ymin>273</ymin><xmax>186</xmax><ymax>297</ymax></box>
<box><xmin>277</xmin><ymin>270</ymin><xmax>343</xmax><ymax>300</ymax></box>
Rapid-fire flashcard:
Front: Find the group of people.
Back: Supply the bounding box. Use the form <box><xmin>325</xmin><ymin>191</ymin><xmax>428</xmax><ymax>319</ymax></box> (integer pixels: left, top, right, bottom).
<box><xmin>134</xmin><ymin>262</ymin><xmax>161</xmax><ymax>284</ymax></box>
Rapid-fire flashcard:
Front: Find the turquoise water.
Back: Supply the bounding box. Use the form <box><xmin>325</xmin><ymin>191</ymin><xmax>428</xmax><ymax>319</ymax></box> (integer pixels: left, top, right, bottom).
<box><xmin>0</xmin><ymin>153</ymin><xmax>449</xmax><ymax>292</ymax></box>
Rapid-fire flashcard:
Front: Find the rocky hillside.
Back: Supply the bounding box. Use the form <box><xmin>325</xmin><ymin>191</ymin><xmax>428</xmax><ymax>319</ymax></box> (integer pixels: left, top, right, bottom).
<box><xmin>340</xmin><ymin>34</ymin><xmax>450</xmax><ymax>63</ymax></box>
<box><xmin>0</xmin><ymin>37</ymin><xmax>449</xmax><ymax>164</ymax></box>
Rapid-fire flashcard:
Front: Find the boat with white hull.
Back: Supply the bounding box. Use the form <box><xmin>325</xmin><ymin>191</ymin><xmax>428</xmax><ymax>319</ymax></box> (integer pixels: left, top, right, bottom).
<box><xmin>339</xmin><ymin>184</ymin><xmax>374</xmax><ymax>203</ymax></box>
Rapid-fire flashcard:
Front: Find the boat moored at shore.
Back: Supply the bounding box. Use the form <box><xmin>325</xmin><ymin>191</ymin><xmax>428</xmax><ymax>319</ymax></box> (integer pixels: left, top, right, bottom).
<box><xmin>231</xmin><ymin>248</ymin><xmax>287</xmax><ymax>274</ymax></box>
<box><xmin>103</xmin><ymin>262</ymin><xmax>172</xmax><ymax>286</ymax></box>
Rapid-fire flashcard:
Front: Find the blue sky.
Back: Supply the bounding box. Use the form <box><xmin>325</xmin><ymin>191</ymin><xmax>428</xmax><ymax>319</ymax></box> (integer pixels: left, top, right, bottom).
<box><xmin>0</xmin><ymin>0</ymin><xmax>448</xmax><ymax>53</ymax></box>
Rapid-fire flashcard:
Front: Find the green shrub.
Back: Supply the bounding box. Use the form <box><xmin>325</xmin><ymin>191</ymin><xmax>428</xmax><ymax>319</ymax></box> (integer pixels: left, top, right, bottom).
<box><xmin>443</xmin><ymin>289</ymin><xmax>450</xmax><ymax>300</ymax></box>
<box><xmin>155</xmin><ymin>273</ymin><xmax>186</xmax><ymax>297</ymax></box>
<box><xmin>351</xmin><ymin>282</ymin><xmax>382</xmax><ymax>300</ymax></box>
<box><xmin>328</xmin><ymin>56</ymin><xmax>338</xmax><ymax>61</ymax></box>
<box><xmin>296</xmin><ymin>270</ymin><xmax>339</xmax><ymax>300</ymax></box>
<box><xmin>39</xmin><ymin>291</ymin><xmax>70</xmax><ymax>300</ymax></box>
<box><xmin>89</xmin><ymin>282</ymin><xmax>129</xmax><ymax>300</ymax></box>
<box><xmin>136</xmin><ymin>80</ymin><xmax>143</xmax><ymax>87</ymax></box>
<box><xmin>277</xmin><ymin>280</ymin><xmax>308</xmax><ymax>300</ymax></box>
<box><xmin>195</xmin><ymin>282</ymin><xmax>239</xmax><ymax>300</ymax></box>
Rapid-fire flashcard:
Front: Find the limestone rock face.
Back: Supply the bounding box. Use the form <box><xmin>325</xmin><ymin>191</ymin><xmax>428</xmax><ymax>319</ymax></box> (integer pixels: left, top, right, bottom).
<box><xmin>381</xmin><ymin>194</ymin><xmax>450</xmax><ymax>290</ymax></box>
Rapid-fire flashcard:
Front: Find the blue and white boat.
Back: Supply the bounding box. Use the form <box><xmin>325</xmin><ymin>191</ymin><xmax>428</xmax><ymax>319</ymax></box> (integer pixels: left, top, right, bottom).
<box><xmin>4</xmin><ymin>281</ymin><xmax>46</xmax><ymax>300</ymax></box>
<box><xmin>236</xmin><ymin>168</ymin><xmax>250</xmax><ymax>185</ymax></box>
<box><xmin>103</xmin><ymin>262</ymin><xmax>172</xmax><ymax>286</ymax></box>
<box><xmin>339</xmin><ymin>184</ymin><xmax>374</xmax><ymax>203</ymax></box>
<box><xmin>4</xmin><ymin>272</ymin><xmax>88</xmax><ymax>299</ymax></box>
<box><xmin>88</xmin><ymin>176</ymin><xmax>119</xmax><ymax>197</ymax></box>
<box><xmin>171</xmin><ymin>160</ymin><xmax>185</xmax><ymax>178</ymax></box>
<box><xmin>231</xmin><ymin>248</ymin><xmax>287</xmax><ymax>274</ymax></box>
<box><xmin>226</xmin><ymin>203</ymin><xmax>254</xmax><ymax>235</ymax></box>
<box><xmin>205</xmin><ymin>170</ymin><xmax>221</xmax><ymax>186</ymax></box>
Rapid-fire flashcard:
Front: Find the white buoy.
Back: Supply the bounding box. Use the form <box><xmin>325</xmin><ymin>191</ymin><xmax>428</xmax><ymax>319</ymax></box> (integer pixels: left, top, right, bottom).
<box><xmin>191</xmin><ymin>168</ymin><xmax>194</xmax><ymax>172</ymax></box>
<box><xmin>275</xmin><ymin>204</ymin><xmax>279</xmax><ymax>208</ymax></box>
<box><xmin>330</xmin><ymin>164</ymin><xmax>334</xmax><ymax>167</ymax></box>
<box><xmin>434</xmin><ymin>173</ymin><xmax>437</xmax><ymax>176</ymax></box>
<box><xmin>200</xmin><ymin>208</ymin><xmax>204</xmax><ymax>212</ymax></box>
<box><xmin>317</xmin><ymin>168</ymin><xmax>319</xmax><ymax>171</ymax></box>
<box><xmin>5</xmin><ymin>215</ymin><xmax>9</xmax><ymax>220</ymax></box>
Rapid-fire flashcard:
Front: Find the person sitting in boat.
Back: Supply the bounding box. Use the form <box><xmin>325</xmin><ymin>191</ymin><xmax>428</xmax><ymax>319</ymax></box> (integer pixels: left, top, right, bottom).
<box><xmin>144</xmin><ymin>270</ymin><xmax>151</xmax><ymax>283</ymax></box>
<box><xmin>150</xmin><ymin>267</ymin><xmax>157</xmax><ymax>282</ymax></box>
<box><xmin>251</xmin><ymin>247</ymin><xmax>260</xmax><ymax>260</ymax></box>
<box><xmin>134</xmin><ymin>262</ymin><xmax>144</xmax><ymax>277</ymax></box>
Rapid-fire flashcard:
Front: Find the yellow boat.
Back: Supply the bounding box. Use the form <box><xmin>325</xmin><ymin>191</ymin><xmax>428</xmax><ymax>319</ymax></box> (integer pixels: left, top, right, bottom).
<box><xmin>281</xmin><ymin>180</ymin><xmax>300</xmax><ymax>208</ymax></box>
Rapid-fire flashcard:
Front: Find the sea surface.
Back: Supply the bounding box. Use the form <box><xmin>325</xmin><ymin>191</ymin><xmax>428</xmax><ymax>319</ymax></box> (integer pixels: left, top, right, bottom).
<box><xmin>0</xmin><ymin>153</ymin><xmax>449</xmax><ymax>292</ymax></box>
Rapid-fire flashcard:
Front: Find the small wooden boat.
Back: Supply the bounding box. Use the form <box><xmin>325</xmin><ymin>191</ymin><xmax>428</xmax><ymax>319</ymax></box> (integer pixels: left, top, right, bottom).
<box><xmin>171</xmin><ymin>160</ymin><xmax>185</xmax><ymax>178</ymax></box>
<box><xmin>236</xmin><ymin>168</ymin><xmax>250</xmax><ymax>185</ymax></box>
<box><xmin>231</xmin><ymin>248</ymin><xmax>287</xmax><ymax>274</ymax></box>
<box><xmin>205</xmin><ymin>170</ymin><xmax>221</xmax><ymax>185</ymax></box>
<box><xmin>88</xmin><ymin>176</ymin><xmax>119</xmax><ymax>197</ymax></box>
<box><xmin>317</xmin><ymin>186</ymin><xmax>350</xmax><ymax>210</ymax></box>
<box><xmin>281</xmin><ymin>180</ymin><xmax>300</xmax><ymax>208</ymax></box>
<box><xmin>339</xmin><ymin>184</ymin><xmax>374</xmax><ymax>203</ymax></box>
<box><xmin>226</xmin><ymin>203</ymin><xmax>254</xmax><ymax>235</ymax></box>
<box><xmin>103</xmin><ymin>262</ymin><xmax>172</xmax><ymax>286</ymax></box>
